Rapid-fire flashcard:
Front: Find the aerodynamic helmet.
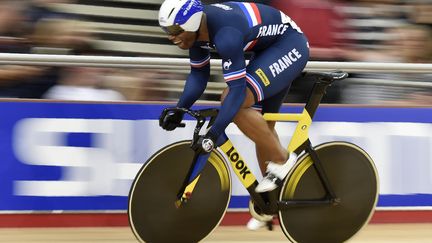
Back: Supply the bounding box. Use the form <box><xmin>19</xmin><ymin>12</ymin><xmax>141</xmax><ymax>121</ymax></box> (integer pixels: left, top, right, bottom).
<box><xmin>158</xmin><ymin>0</ymin><xmax>204</xmax><ymax>35</ymax></box>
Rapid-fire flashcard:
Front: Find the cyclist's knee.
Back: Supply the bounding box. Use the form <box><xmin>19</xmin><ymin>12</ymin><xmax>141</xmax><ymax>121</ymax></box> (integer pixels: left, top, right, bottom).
<box><xmin>267</xmin><ymin>121</ymin><xmax>276</xmax><ymax>129</ymax></box>
<box><xmin>232</xmin><ymin>106</ymin><xmax>248</xmax><ymax>124</ymax></box>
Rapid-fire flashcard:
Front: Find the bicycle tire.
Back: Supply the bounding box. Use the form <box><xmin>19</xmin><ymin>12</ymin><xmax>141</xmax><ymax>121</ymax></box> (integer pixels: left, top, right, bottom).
<box><xmin>128</xmin><ymin>140</ymin><xmax>231</xmax><ymax>243</ymax></box>
<box><xmin>279</xmin><ymin>141</ymin><xmax>379</xmax><ymax>243</ymax></box>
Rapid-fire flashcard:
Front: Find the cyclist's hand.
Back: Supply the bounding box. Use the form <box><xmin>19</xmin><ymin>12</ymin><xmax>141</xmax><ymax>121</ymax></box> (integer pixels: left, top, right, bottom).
<box><xmin>192</xmin><ymin>134</ymin><xmax>216</xmax><ymax>154</ymax></box>
<box><xmin>159</xmin><ymin>108</ymin><xmax>184</xmax><ymax>131</ymax></box>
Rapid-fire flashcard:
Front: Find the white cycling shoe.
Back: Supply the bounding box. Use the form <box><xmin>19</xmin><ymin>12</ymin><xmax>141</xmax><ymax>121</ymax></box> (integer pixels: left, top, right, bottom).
<box><xmin>255</xmin><ymin>153</ymin><xmax>298</xmax><ymax>193</ymax></box>
<box><xmin>246</xmin><ymin>217</ymin><xmax>273</xmax><ymax>231</ymax></box>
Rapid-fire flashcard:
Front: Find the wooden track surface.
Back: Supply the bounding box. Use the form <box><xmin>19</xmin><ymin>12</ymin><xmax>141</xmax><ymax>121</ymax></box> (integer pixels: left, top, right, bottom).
<box><xmin>0</xmin><ymin>224</ymin><xmax>431</xmax><ymax>242</ymax></box>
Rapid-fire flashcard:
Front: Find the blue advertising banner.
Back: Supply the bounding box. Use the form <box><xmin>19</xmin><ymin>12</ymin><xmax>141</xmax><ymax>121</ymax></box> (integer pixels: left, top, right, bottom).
<box><xmin>0</xmin><ymin>100</ymin><xmax>431</xmax><ymax>211</ymax></box>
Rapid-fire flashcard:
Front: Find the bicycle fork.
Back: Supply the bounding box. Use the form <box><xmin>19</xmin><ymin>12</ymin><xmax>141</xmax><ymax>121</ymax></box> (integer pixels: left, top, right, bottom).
<box><xmin>175</xmin><ymin>152</ymin><xmax>211</xmax><ymax>208</ymax></box>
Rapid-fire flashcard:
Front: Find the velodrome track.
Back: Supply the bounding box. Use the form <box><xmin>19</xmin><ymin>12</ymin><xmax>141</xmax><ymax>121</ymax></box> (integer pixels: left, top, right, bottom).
<box><xmin>1</xmin><ymin>224</ymin><xmax>431</xmax><ymax>242</ymax></box>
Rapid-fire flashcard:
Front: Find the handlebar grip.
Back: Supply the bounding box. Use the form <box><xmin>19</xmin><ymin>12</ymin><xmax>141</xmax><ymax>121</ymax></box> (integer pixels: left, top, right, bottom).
<box><xmin>161</xmin><ymin>107</ymin><xmax>218</xmax><ymax>123</ymax></box>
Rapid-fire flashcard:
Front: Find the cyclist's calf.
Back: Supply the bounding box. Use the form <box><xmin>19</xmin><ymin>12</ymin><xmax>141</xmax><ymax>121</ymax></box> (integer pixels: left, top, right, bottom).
<box><xmin>220</xmin><ymin>88</ymin><xmax>288</xmax><ymax>172</ymax></box>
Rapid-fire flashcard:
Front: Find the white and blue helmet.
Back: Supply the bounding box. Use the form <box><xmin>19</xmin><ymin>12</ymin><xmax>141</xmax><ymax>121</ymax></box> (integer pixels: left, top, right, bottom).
<box><xmin>158</xmin><ymin>0</ymin><xmax>204</xmax><ymax>35</ymax></box>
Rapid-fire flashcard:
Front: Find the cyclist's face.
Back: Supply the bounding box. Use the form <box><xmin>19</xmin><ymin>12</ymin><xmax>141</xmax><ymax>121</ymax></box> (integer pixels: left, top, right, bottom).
<box><xmin>168</xmin><ymin>31</ymin><xmax>197</xmax><ymax>50</ymax></box>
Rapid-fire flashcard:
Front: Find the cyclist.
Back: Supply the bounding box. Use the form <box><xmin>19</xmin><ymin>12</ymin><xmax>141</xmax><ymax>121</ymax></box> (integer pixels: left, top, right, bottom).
<box><xmin>158</xmin><ymin>0</ymin><xmax>309</xmax><ymax>227</ymax></box>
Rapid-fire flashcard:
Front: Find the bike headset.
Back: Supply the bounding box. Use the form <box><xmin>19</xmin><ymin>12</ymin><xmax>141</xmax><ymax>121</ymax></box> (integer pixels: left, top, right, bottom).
<box><xmin>158</xmin><ymin>0</ymin><xmax>204</xmax><ymax>36</ymax></box>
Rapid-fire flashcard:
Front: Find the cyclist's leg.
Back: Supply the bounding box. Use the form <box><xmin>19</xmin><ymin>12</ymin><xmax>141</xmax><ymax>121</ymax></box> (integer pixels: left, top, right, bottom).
<box><xmin>221</xmin><ymin>87</ymin><xmax>287</xmax><ymax>170</ymax></box>
<box><xmin>235</xmin><ymin>32</ymin><xmax>308</xmax><ymax>163</ymax></box>
<box><xmin>221</xmin><ymin>89</ymin><xmax>283</xmax><ymax>228</ymax></box>
<box><xmin>239</xmin><ymin>31</ymin><xmax>309</xmax><ymax>191</ymax></box>
<box><xmin>253</xmin><ymin>87</ymin><xmax>290</xmax><ymax>174</ymax></box>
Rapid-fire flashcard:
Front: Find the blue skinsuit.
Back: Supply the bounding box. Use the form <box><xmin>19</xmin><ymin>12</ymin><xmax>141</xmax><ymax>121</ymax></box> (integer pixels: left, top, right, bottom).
<box><xmin>177</xmin><ymin>2</ymin><xmax>309</xmax><ymax>140</ymax></box>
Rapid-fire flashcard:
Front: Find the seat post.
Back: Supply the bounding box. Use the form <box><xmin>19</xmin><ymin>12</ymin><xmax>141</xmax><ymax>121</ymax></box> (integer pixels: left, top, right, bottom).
<box><xmin>304</xmin><ymin>80</ymin><xmax>332</xmax><ymax>119</ymax></box>
<box><xmin>302</xmin><ymin>71</ymin><xmax>348</xmax><ymax>118</ymax></box>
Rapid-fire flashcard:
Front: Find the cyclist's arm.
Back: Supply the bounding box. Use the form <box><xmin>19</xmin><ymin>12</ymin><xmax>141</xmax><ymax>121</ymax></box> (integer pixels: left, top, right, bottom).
<box><xmin>177</xmin><ymin>47</ymin><xmax>211</xmax><ymax>108</ymax></box>
<box><xmin>207</xmin><ymin>27</ymin><xmax>247</xmax><ymax>139</ymax></box>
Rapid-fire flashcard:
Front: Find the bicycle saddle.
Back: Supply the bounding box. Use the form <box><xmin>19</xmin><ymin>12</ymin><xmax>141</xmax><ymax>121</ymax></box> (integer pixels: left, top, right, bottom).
<box><xmin>303</xmin><ymin>70</ymin><xmax>349</xmax><ymax>82</ymax></box>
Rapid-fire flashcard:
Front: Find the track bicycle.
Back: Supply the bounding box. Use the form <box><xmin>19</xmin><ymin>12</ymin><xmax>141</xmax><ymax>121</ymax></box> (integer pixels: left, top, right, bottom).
<box><xmin>128</xmin><ymin>71</ymin><xmax>379</xmax><ymax>243</ymax></box>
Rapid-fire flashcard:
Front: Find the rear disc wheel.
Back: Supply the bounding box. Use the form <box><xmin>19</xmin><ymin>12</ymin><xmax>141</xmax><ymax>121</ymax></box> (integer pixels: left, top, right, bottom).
<box><xmin>279</xmin><ymin>142</ymin><xmax>379</xmax><ymax>243</ymax></box>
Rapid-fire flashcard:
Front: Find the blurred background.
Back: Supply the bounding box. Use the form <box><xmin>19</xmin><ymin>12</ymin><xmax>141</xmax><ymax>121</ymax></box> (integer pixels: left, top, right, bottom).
<box><xmin>0</xmin><ymin>0</ymin><xmax>431</xmax><ymax>104</ymax></box>
<box><xmin>0</xmin><ymin>0</ymin><xmax>431</xmax><ymax>229</ymax></box>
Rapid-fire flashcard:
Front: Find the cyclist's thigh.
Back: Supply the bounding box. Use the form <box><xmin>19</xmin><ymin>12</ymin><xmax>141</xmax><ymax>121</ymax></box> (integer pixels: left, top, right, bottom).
<box><xmin>245</xmin><ymin>31</ymin><xmax>309</xmax><ymax>105</ymax></box>
<box><xmin>259</xmin><ymin>86</ymin><xmax>289</xmax><ymax>113</ymax></box>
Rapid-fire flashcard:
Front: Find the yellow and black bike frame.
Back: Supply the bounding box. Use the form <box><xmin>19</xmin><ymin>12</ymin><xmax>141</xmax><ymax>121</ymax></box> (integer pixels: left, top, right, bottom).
<box><xmin>176</xmin><ymin>72</ymin><xmax>343</xmax><ymax>213</ymax></box>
